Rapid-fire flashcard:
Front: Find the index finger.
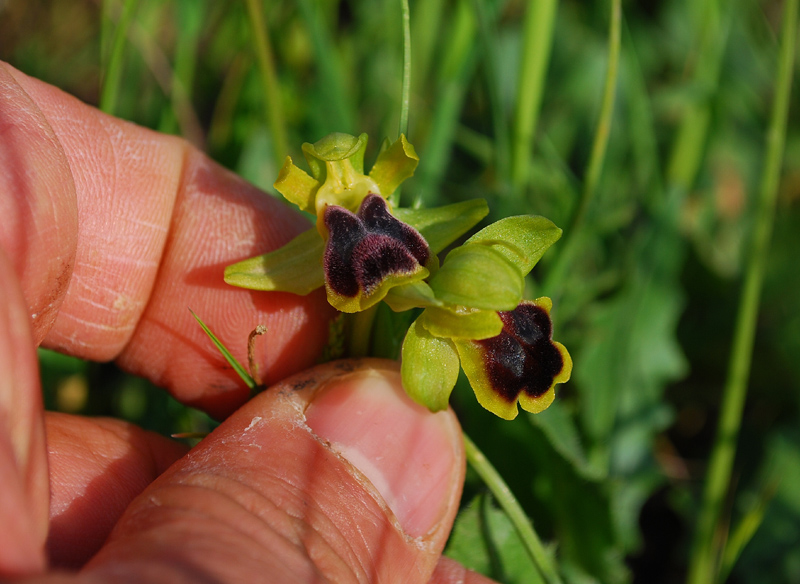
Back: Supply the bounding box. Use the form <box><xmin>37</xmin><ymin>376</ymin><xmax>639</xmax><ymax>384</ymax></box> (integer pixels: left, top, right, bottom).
<box><xmin>0</xmin><ymin>62</ymin><xmax>334</xmax><ymax>418</ymax></box>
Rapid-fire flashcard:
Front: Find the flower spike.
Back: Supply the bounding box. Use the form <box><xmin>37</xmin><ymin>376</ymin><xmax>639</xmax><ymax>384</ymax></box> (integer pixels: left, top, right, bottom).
<box><xmin>225</xmin><ymin>131</ymin><xmax>572</xmax><ymax>421</ymax></box>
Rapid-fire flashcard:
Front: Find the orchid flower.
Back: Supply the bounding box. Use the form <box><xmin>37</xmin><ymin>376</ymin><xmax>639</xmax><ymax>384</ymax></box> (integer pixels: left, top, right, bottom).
<box><xmin>225</xmin><ymin>133</ymin><xmax>571</xmax><ymax>419</ymax></box>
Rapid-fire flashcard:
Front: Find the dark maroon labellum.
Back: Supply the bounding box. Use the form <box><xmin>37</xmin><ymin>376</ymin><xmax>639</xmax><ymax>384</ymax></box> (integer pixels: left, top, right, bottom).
<box><xmin>323</xmin><ymin>194</ymin><xmax>430</xmax><ymax>298</ymax></box>
<box><xmin>477</xmin><ymin>303</ymin><xmax>564</xmax><ymax>403</ymax></box>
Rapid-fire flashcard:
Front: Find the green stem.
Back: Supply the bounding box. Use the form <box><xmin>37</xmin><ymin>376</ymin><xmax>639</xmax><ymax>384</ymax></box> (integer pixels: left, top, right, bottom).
<box><xmin>100</xmin><ymin>0</ymin><xmax>138</xmax><ymax>114</ymax></box>
<box><xmin>245</xmin><ymin>0</ymin><xmax>289</xmax><ymax>167</ymax></box>
<box><xmin>347</xmin><ymin>305</ymin><xmax>379</xmax><ymax>358</ymax></box>
<box><xmin>463</xmin><ymin>433</ymin><xmax>563</xmax><ymax>584</ymax></box>
<box><xmin>510</xmin><ymin>0</ymin><xmax>557</xmax><ymax>195</ymax></box>
<box><xmin>391</xmin><ymin>0</ymin><xmax>412</xmax><ymax>208</ymax></box>
<box><xmin>399</xmin><ymin>0</ymin><xmax>411</xmax><ymax>139</ymax></box>
<box><xmin>686</xmin><ymin>1</ymin><xmax>798</xmax><ymax>582</ymax></box>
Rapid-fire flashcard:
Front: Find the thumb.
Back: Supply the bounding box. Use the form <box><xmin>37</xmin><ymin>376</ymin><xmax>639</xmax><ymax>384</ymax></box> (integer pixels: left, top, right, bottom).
<box><xmin>81</xmin><ymin>359</ymin><xmax>465</xmax><ymax>583</ymax></box>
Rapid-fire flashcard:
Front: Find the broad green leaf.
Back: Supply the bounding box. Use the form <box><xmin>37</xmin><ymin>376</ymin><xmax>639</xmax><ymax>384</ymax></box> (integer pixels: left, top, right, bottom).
<box><xmin>429</xmin><ymin>244</ymin><xmax>523</xmax><ymax>311</ymax></box>
<box><xmin>446</xmin><ymin>494</ymin><xmax>545</xmax><ymax>584</ymax></box>
<box><xmin>394</xmin><ymin>199</ymin><xmax>489</xmax><ymax>253</ymax></box>
<box><xmin>224</xmin><ymin>228</ymin><xmax>324</xmax><ymax>294</ymax></box>
<box><xmin>419</xmin><ymin>306</ymin><xmax>502</xmax><ymax>340</ymax></box>
<box><xmin>369</xmin><ymin>134</ymin><xmax>419</xmax><ymax>197</ymax></box>
<box><xmin>400</xmin><ymin>318</ymin><xmax>460</xmax><ymax>412</ymax></box>
<box><xmin>384</xmin><ymin>281</ymin><xmax>442</xmax><ymax>312</ymax></box>
<box><xmin>466</xmin><ymin>215</ymin><xmax>562</xmax><ymax>275</ymax></box>
<box><xmin>273</xmin><ymin>156</ymin><xmax>320</xmax><ymax>212</ymax></box>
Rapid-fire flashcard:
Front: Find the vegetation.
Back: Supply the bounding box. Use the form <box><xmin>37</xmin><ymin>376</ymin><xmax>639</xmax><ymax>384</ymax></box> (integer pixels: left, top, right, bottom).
<box><xmin>3</xmin><ymin>0</ymin><xmax>800</xmax><ymax>581</ymax></box>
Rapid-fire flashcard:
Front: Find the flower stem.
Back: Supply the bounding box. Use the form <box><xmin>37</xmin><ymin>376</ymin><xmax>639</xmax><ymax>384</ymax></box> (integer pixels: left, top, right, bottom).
<box><xmin>245</xmin><ymin>0</ymin><xmax>289</xmax><ymax>168</ymax></box>
<box><xmin>399</xmin><ymin>0</ymin><xmax>411</xmax><ymax>140</ymax></box>
<box><xmin>392</xmin><ymin>0</ymin><xmax>412</xmax><ymax>209</ymax></box>
<box><xmin>463</xmin><ymin>432</ymin><xmax>563</xmax><ymax>584</ymax></box>
<box><xmin>347</xmin><ymin>305</ymin><xmax>379</xmax><ymax>358</ymax></box>
<box><xmin>686</xmin><ymin>1</ymin><xmax>798</xmax><ymax>581</ymax></box>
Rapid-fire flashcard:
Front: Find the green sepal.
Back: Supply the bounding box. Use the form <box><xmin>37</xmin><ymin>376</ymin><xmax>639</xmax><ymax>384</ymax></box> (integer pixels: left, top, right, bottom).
<box><xmin>368</xmin><ymin>134</ymin><xmax>419</xmax><ymax>197</ymax></box>
<box><xmin>429</xmin><ymin>244</ymin><xmax>524</xmax><ymax>311</ymax></box>
<box><xmin>401</xmin><ymin>317</ymin><xmax>461</xmax><ymax>412</ymax></box>
<box><xmin>465</xmin><ymin>215</ymin><xmax>562</xmax><ymax>276</ymax></box>
<box><xmin>224</xmin><ymin>228</ymin><xmax>324</xmax><ymax>294</ymax></box>
<box><xmin>384</xmin><ymin>281</ymin><xmax>442</xmax><ymax>312</ymax></box>
<box><xmin>301</xmin><ymin>132</ymin><xmax>368</xmax><ymax>181</ymax></box>
<box><xmin>419</xmin><ymin>306</ymin><xmax>503</xmax><ymax>340</ymax></box>
<box><xmin>273</xmin><ymin>156</ymin><xmax>320</xmax><ymax>213</ymax></box>
<box><xmin>395</xmin><ymin>199</ymin><xmax>489</xmax><ymax>254</ymax></box>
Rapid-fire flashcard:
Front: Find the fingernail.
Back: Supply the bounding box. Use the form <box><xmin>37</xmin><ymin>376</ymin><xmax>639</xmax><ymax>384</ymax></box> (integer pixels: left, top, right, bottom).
<box><xmin>304</xmin><ymin>369</ymin><xmax>462</xmax><ymax>538</ymax></box>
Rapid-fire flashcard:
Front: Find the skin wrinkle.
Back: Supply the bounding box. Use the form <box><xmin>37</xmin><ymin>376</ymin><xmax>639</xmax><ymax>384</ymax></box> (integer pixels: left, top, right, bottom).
<box><xmin>97</xmin><ymin>513</ymin><xmax>325</xmax><ymax>584</ymax></box>
<box><xmin>103</xmin><ymin>480</ymin><xmax>330</xmax><ymax>581</ymax></box>
<box><xmin>0</xmin><ymin>64</ymin><xmax>78</xmax><ymax>344</ymax></box>
<box><xmin>42</xmin><ymin>101</ymin><xmax>185</xmax><ymax>360</ymax></box>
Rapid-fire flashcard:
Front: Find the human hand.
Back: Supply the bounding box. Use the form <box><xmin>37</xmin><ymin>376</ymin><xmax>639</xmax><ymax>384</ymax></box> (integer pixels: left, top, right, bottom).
<box><xmin>0</xmin><ymin>62</ymin><xmax>493</xmax><ymax>583</ymax></box>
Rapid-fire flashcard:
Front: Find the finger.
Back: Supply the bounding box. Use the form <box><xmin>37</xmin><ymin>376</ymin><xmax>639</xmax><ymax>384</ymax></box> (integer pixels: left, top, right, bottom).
<box><xmin>0</xmin><ymin>249</ymin><xmax>49</xmax><ymax>577</ymax></box>
<box><xmin>44</xmin><ymin>412</ymin><xmax>188</xmax><ymax>569</ymax></box>
<box><xmin>0</xmin><ymin>62</ymin><xmax>334</xmax><ymax>417</ymax></box>
<box><xmin>76</xmin><ymin>360</ymin><xmax>465</xmax><ymax>583</ymax></box>
<box><xmin>430</xmin><ymin>557</ymin><xmax>500</xmax><ymax>584</ymax></box>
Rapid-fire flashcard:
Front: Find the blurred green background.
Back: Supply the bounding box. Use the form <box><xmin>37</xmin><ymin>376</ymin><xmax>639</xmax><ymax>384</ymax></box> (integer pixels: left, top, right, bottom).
<box><xmin>3</xmin><ymin>0</ymin><xmax>800</xmax><ymax>582</ymax></box>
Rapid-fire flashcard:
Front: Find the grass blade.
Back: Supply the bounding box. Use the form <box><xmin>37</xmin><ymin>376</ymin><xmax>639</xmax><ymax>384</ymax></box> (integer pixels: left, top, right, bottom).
<box><xmin>189</xmin><ymin>309</ymin><xmax>257</xmax><ymax>390</ymax></box>
<box><xmin>100</xmin><ymin>0</ymin><xmax>139</xmax><ymax>114</ymax></box>
<box><xmin>245</xmin><ymin>0</ymin><xmax>289</xmax><ymax>167</ymax></box>
<box><xmin>510</xmin><ymin>0</ymin><xmax>557</xmax><ymax>196</ymax></box>
<box><xmin>687</xmin><ymin>0</ymin><xmax>798</xmax><ymax>581</ymax></box>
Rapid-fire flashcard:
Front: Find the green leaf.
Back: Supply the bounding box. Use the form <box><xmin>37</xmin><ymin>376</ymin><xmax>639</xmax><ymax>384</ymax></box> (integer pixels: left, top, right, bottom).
<box><xmin>429</xmin><ymin>244</ymin><xmax>524</xmax><ymax>311</ymax></box>
<box><xmin>400</xmin><ymin>317</ymin><xmax>460</xmax><ymax>412</ymax></box>
<box><xmin>394</xmin><ymin>199</ymin><xmax>489</xmax><ymax>253</ymax></box>
<box><xmin>368</xmin><ymin>134</ymin><xmax>419</xmax><ymax>197</ymax></box>
<box><xmin>527</xmin><ymin>401</ymin><xmax>604</xmax><ymax>481</ymax></box>
<box><xmin>419</xmin><ymin>306</ymin><xmax>502</xmax><ymax>340</ymax></box>
<box><xmin>446</xmin><ymin>494</ymin><xmax>546</xmax><ymax>584</ymax></box>
<box><xmin>189</xmin><ymin>309</ymin><xmax>256</xmax><ymax>390</ymax></box>
<box><xmin>383</xmin><ymin>281</ymin><xmax>442</xmax><ymax>312</ymax></box>
<box><xmin>466</xmin><ymin>215</ymin><xmax>562</xmax><ymax>275</ymax></box>
<box><xmin>224</xmin><ymin>228</ymin><xmax>324</xmax><ymax>294</ymax></box>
